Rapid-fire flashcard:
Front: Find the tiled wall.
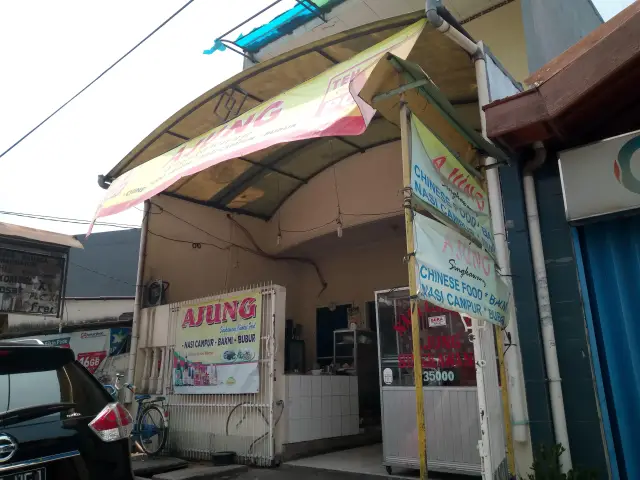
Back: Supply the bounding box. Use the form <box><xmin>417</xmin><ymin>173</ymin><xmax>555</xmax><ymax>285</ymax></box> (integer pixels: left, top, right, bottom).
<box><xmin>286</xmin><ymin>375</ymin><xmax>360</xmax><ymax>443</ymax></box>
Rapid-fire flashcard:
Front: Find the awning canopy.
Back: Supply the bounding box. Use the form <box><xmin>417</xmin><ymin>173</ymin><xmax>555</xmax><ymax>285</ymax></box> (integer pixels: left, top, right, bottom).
<box><xmin>98</xmin><ymin>11</ymin><xmax>496</xmax><ymax>223</ymax></box>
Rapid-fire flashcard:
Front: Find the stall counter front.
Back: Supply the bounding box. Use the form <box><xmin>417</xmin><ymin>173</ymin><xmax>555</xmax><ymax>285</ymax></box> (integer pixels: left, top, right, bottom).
<box><xmin>376</xmin><ymin>288</ymin><xmax>483</xmax><ymax>476</ymax></box>
<box><xmin>284</xmin><ymin>374</ymin><xmax>360</xmax><ymax>444</ymax></box>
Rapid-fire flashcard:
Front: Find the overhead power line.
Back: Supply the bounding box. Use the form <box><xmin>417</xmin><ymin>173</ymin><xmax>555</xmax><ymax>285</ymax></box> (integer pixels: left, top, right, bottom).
<box><xmin>0</xmin><ymin>210</ymin><xmax>139</xmax><ymax>229</ymax></box>
<box><xmin>0</xmin><ymin>0</ymin><xmax>197</xmax><ymax>160</ymax></box>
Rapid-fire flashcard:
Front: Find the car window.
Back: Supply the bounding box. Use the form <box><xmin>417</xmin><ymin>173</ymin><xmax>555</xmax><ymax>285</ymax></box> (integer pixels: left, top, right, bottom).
<box><xmin>1</xmin><ymin>355</ymin><xmax>110</xmax><ymax>419</ymax></box>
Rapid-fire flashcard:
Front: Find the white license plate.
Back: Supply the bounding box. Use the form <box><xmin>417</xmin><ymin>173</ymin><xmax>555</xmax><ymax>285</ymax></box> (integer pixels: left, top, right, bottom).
<box><xmin>0</xmin><ymin>467</ymin><xmax>45</xmax><ymax>480</ymax></box>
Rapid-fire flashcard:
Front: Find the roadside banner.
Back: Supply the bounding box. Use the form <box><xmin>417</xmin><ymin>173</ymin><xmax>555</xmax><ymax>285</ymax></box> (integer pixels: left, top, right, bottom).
<box><xmin>36</xmin><ymin>328</ymin><xmax>131</xmax><ymax>373</ymax></box>
<box><xmin>89</xmin><ymin>20</ymin><xmax>427</xmax><ymax>231</ymax></box>
<box><xmin>413</xmin><ymin>213</ymin><xmax>509</xmax><ymax>327</ymax></box>
<box><xmin>410</xmin><ymin>114</ymin><xmax>496</xmax><ymax>258</ymax></box>
<box><xmin>173</xmin><ymin>291</ymin><xmax>263</xmax><ymax>394</ymax></box>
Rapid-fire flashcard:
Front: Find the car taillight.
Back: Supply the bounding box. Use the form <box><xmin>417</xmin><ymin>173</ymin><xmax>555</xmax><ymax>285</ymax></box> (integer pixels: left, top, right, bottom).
<box><xmin>89</xmin><ymin>403</ymin><xmax>133</xmax><ymax>442</ymax></box>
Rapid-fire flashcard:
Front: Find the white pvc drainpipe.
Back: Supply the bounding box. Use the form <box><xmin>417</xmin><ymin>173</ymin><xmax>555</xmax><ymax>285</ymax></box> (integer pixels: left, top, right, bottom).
<box><xmin>473</xmin><ymin>45</ymin><xmax>529</xmax><ymax>447</ymax></box>
<box><xmin>523</xmin><ymin>143</ymin><xmax>572</xmax><ymax>472</ymax></box>
<box><xmin>425</xmin><ymin>1</ymin><xmax>530</xmax><ymax>447</ymax></box>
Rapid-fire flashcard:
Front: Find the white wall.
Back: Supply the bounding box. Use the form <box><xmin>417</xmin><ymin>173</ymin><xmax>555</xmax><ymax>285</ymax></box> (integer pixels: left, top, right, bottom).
<box><xmin>244</xmin><ymin>0</ymin><xmax>529</xmax><ymax>82</ymax></box>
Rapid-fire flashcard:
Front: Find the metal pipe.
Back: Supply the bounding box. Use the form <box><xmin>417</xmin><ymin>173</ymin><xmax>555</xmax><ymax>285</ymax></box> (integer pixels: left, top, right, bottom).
<box><xmin>150</xmin><ymin>347</ymin><xmax>159</xmax><ymax>392</ymax></box>
<box><xmin>425</xmin><ymin>0</ymin><xmax>479</xmax><ymax>55</ymax></box>
<box><xmin>523</xmin><ymin>142</ymin><xmax>572</xmax><ymax>472</ymax></box>
<box><xmin>400</xmin><ymin>100</ymin><xmax>428</xmax><ymax>480</ymax></box>
<box><xmin>126</xmin><ymin>200</ymin><xmax>150</xmax><ymax>402</ymax></box>
<box><xmin>473</xmin><ymin>43</ymin><xmax>529</xmax><ymax>447</ymax></box>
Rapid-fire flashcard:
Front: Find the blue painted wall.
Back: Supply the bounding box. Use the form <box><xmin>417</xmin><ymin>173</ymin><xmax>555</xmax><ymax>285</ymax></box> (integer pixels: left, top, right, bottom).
<box><xmin>520</xmin><ymin>0</ymin><xmax>602</xmax><ymax>72</ymax></box>
<box><xmin>67</xmin><ymin>229</ymin><xmax>140</xmax><ymax>298</ymax></box>
<box><xmin>534</xmin><ymin>158</ymin><xmax>608</xmax><ymax>475</ymax></box>
<box><xmin>500</xmin><ymin>157</ymin><xmax>608</xmax><ymax>475</ymax></box>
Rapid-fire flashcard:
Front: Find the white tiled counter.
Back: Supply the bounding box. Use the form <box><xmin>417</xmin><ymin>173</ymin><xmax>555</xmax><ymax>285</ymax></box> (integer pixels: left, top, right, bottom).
<box><xmin>284</xmin><ymin>374</ymin><xmax>360</xmax><ymax>443</ymax></box>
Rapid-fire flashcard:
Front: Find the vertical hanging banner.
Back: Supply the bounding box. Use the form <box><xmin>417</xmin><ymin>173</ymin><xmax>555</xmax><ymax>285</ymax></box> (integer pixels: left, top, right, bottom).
<box><xmin>413</xmin><ymin>213</ymin><xmax>509</xmax><ymax>327</ymax></box>
<box><xmin>410</xmin><ymin>114</ymin><xmax>496</xmax><ymax>259</ymax></box>
<box><xmin>173</xmin><ymin>291</ymin><xmax>263</xmax><ymax>394</ymax></box>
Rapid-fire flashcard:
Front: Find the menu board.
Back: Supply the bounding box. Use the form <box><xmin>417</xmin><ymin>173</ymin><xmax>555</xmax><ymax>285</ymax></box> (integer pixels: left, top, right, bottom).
<box><xmin>0</xmin><ymin>247</ymin><xmax>65</xmax><ymax>316</ymax></box>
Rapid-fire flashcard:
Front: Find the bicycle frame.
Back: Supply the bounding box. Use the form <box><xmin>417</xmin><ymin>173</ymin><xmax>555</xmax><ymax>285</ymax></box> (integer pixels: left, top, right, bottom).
<box><xmin>131</xmin><ymin>396</ymin><xmax>169</xmax><ymax>442</ymax></box>
<box><xmin>102</xmin><ymin>375</ymin><xmax>169</xmax><ymax>452</ymax></box>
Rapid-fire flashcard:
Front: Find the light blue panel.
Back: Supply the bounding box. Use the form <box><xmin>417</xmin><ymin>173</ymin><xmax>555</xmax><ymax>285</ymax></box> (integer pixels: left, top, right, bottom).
<box><xmin>572</xmin><ymin>228</ymin><xmax>619</xmax><ymax>480</ymax></box>
<box><xmin>580</xmin><ymin>216</ymin><xmax>640</xmax><ymax>480</ymax></box>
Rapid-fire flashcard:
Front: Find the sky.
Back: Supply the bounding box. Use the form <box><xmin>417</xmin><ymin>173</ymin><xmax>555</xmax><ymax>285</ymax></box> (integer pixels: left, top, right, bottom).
<box><xmin>0</xmin><ymin>0</ymin><xmax>634</xmax><ymax>236</ymax></box>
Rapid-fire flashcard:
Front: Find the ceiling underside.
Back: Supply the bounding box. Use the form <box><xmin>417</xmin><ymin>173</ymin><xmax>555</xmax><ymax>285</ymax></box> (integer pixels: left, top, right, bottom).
<box><xmin>108</xmin><ymin>11</ymin><xmax>481</xmax><ymax>221</ymax></box>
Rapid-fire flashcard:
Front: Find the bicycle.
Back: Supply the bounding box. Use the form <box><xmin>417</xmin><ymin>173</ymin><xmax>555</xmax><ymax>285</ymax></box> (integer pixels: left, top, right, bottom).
<box><xmin>103</xmin><ymin>373</ymin><xmax>169</xmax><ymax>456</ymax></box>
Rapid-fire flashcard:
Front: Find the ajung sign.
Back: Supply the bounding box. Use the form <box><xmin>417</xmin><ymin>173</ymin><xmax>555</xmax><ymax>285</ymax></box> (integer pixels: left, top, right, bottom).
<box><xmin>173</xmin><ymin>291</ymin><xmax>263</xmax><ymax>394</ymax></box>
<box><xmin>559</xmin><ymin>129</ymin><xmax>640</xmax><ymax>222</ymax></box>
<box><xmin>412</xmin><ymin>213</ymin><xmax>510</xmax><ymax>328</ymax></box>
<box><xmin>0</xmin><ymin>248</ymin><xmax>65</xmax><ymax>316</ymax></box>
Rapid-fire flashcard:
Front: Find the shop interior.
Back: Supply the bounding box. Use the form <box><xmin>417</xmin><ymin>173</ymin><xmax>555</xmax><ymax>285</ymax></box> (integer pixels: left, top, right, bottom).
<box><xmin>137</xmin><ymin>127</ymin><xmax>491</xmax><ymax>476</ymax></box>
<box><xmin>269</xmin><ymin>215</ymin><xmax>485</xmax><ymax>477</ymax></box>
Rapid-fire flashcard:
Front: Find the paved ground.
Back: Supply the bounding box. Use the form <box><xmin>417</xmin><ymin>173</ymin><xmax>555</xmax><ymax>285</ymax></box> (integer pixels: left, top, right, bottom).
<box><xmin>231</xmin><ymin>467</ymin><xmax>470</xmax><ymax>480</ymax></box>
<box><xmin>131</xmin><ymin>449</ymin><xmax>473</xmax><ymax>480</ymax></box>
<box><xmin>229</xmin><ymin>467</ymin><xmax>401</xmax><ymax>480</ymax></box>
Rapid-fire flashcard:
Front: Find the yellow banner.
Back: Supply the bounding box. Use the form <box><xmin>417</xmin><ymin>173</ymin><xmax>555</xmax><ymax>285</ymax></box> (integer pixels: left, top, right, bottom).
<box><xmin>173</xmin><ymin>291</ymin><xmax>262</xmax><ymax>394</ymax></box>
<box><xmin>90</xmin><ymin>20</ymin><xmax>426</xmax><ymax>230</ymax></box>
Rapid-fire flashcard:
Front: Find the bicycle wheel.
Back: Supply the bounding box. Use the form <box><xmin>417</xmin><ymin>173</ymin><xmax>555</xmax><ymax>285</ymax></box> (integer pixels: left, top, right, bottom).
<box><xmin>136</xmin><ymin>404</ymin><xmax>167</xmax><ymax>455</ymax></box>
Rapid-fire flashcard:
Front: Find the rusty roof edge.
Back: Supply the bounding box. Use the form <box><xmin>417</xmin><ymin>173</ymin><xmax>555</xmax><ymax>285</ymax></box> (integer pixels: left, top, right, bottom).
<box><xmin>104</xmin><ymin>11</ymin><xmax>426</xmax><ymax>181</ymax></box>
<box><xmin>483</xmin><ymin>88</ymin><xmax>548</xmax><ymax>140</ymax></box>
<box><xmin>485</xmin><ymin>3</ymin><xmax>640</xmax><ymax>146</ymax></box>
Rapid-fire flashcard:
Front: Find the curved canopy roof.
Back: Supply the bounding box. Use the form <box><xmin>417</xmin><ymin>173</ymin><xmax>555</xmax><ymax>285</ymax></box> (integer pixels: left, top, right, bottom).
<box><xmin>104</xmin><ymin>11</ymin><xmax>486</xmax><ymax>220</ymax></box>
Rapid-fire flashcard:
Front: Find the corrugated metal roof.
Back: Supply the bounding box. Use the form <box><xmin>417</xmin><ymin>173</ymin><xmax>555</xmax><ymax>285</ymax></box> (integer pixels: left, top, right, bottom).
<box><xmin>0</xmin><ymin>222</ymin><xmax>83</xmax><ymax>249</ymax></box>
<box><xmin>66</xmin><ymin>228</ymin><xmax>140</xmax><ymax>298</ymax></box>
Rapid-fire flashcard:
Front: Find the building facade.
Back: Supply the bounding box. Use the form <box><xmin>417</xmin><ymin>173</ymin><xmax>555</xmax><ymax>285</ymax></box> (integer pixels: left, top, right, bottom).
<box><xmin>91</xmin><ymin>0</ymin><xmax>607</xmax><ymax>477</ymax></box>
<box><xmin>484</xmin><ymin>4</ymin><xmax>640</xmax><ymax>477</ymax></box>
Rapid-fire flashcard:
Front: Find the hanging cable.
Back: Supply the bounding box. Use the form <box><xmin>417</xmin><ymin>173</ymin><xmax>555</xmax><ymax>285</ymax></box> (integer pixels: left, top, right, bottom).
<box><xmin>330</xmin><ymin>141</ymin><xmax>343</xmax><ymax>238</ymax></box>
<box><xmin>0</xmin><ymin>0</ymin><xmax>197</xmax><ymax>159</ymax></box>
<box><xmin>0</xmin><ymin>210</ymin><xmax>139</xmax><ymax>229</ymax></box>
<box><xmin>69</xmin><ymin>261</ymin><xmax>135</xmax><ymax>286</ymax></box>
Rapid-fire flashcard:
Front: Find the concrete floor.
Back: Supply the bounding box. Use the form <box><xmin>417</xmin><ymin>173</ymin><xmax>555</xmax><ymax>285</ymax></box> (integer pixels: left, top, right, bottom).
<box><xmin>285</xmin><ymin>444</ymin><xmax>417</xmax><ymax>478</ymax></box>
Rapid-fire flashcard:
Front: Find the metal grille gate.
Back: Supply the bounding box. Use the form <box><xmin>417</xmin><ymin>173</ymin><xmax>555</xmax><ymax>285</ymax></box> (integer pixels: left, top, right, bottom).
<box><xmin>469</xmin><ymin>317</ymin><xmax>509</xmax><ymax>480</ymax></box>
<box><xmin>162</xmin><ymin>284</ymin><xmax>277</xmax><ymax>466</ymax></box>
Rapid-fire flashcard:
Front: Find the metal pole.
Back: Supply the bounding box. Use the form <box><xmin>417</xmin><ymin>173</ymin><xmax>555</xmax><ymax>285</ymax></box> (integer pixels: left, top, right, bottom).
<box><xmin>400</xmin><ymin>101</ymin><xmax>428</xmax><ymax>480</ymax></box>
<box><xmin>126</xmin><ymin>200</ymin><xmax>151</xmax><ymax>402</ymax></box>
<box><xmin>495</xmin><ymin>325</ymin><xmax>516</xmax><ymax>477</ymax></box>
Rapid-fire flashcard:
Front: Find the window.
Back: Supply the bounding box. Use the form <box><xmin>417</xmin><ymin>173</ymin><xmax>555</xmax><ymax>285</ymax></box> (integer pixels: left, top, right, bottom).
<box><xmin>1</xmin><ymin>347</ymin><xmax>110</xmax><ymax>422</ymax></box>
<box><xmin>315</xmin><ymin>305</ymin><xmax>349</xmax><ymax>367</ymax></box>
<box><xmin>377</xmin><ymin>290</ymin><xmax>476</xmax><ymax>387</ymax></box>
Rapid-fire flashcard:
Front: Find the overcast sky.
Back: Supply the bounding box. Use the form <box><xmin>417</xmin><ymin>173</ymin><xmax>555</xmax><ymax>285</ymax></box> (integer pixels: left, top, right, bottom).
<box><xmin>0</xmin><ymin>0</ymin><xmax>633</xmax><ymax>236</ymax></box>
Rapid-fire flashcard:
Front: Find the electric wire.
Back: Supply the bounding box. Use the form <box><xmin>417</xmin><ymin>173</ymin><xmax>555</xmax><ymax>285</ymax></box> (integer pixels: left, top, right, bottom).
<box><xmin>69</xmin><ymin>261</ymin><xmax>135</xmax><ymax>286</ymax></box>
<box><xmin>0</xmin><ymin>210</ymin><xmax>139</xmax><ymax>229</ymax></box>
<box><xmin>0</xmin><ymin>0</ymin><xmax>197</xmax><ymax>160</ymax></box>
<box><xmin>0</xmin><ymin>203</ymin><xmax>404</xmax><ymax>291</ymax></box>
